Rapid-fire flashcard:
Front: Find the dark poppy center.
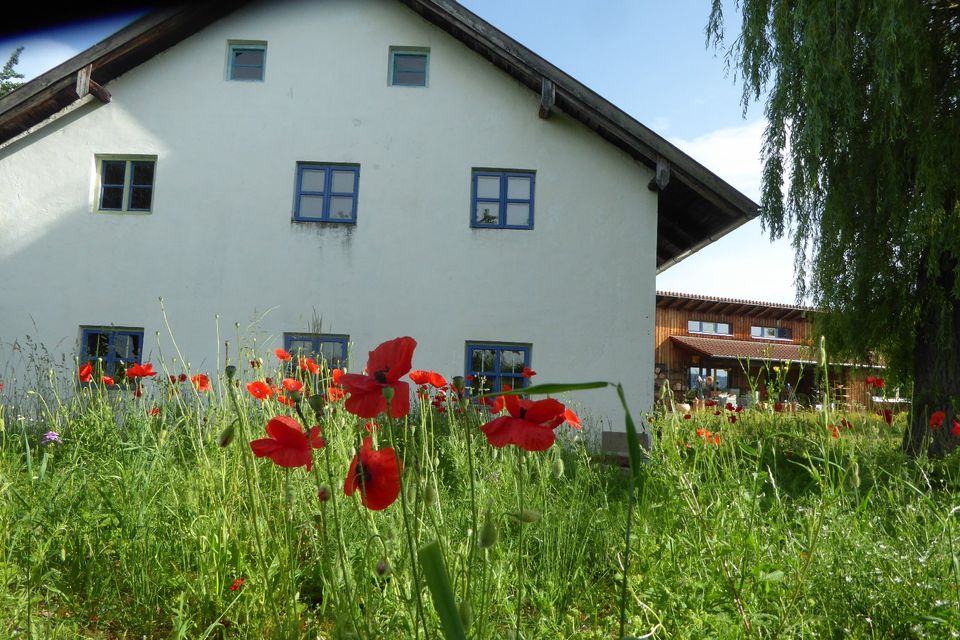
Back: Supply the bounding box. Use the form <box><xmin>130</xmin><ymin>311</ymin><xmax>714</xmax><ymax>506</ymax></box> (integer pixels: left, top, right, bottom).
<box><xmin>354</xmin><ymin>461</ymin><xmax>373</xmax><ymax>486</ymax></box>
<box><xmin>373</xmin><ymin>369</ymin><xmax>389</xmax><ymax>384</ymax></box>
<box><xmin>518</xmin><ymin>407</ymin><xmax>527</xmax><ymax>419</ymax></box>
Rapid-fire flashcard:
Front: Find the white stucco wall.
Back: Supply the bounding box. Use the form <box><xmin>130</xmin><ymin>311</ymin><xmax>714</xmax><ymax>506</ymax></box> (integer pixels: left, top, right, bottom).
<box><xmin>0</xmin><ymin>0</ymin><xmax>657</xmax><ymax>440</ymax></box>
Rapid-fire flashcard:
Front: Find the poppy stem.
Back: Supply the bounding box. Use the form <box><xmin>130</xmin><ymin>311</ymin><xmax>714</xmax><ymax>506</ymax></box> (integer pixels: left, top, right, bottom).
<box><xmin>515</xmin><ymin>448</ymin><xmax>525</xmax><ymax>639</ymax></box>
<box><xmin>321</xmin><ymin>438</ymin><xmax>362</xmax><ymax>634</ymax></box>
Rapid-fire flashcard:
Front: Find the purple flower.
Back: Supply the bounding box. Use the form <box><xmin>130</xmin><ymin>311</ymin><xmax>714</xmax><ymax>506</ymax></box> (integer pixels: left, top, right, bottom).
<box><xmin>41</xmin><ymin>431</ymin><xmax>62</xmax><ymax>446</ymax></box>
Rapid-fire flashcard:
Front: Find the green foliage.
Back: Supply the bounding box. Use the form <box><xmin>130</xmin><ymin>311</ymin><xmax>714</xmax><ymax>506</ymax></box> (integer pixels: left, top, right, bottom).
<box><xmin>706</xmin><ymin>1</ymin><xmax>960</xmax><ymax>384</ymax></box>
<box><xmin>1</xmin><ymin>46</ymin><xmax>24</xmax><ymax>97</ymax></box>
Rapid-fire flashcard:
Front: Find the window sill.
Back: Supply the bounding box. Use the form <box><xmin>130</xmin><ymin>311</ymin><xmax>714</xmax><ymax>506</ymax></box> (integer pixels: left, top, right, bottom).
<box><xmin>750</xmin><ymin>336</ymin><xmax>794</xmax><ymax>342</ymax></box>
<box><xmin>687</xmin><ymin>331</ymin><xmax>733</xmax><ymax>337</ymax></box>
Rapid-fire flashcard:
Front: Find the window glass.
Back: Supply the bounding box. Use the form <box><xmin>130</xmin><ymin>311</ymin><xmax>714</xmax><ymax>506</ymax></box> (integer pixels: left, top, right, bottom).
<box><xmin>471</xmin><ymin>170</ymin><xmax>535</xmax><ymax>229</ymax></box>
<box><xmin>507</xmin><ymin>176</ymin><xmax>531</xmax><ymax>199</ymax></box>
<box><xmin>392</xmin><ymin>52</ymin><xmax>428</xmax><ymax>86</ymax></box>
<box><xmin>229</xmin><ymin>44</ymin><xmax>266</xmax><ymax>81</ymax></box>
<box><xmin>294</xmin><ymin>164</ymin><xmax>359</xmax><ymax>223</ymax></box>
<box><xmin>97</xmin><ymin>157</ymin><xmax>156</xmax><ymax>213</ymax></box>
<box><xmin>466</xmin><ymin>343</ymin><xmax>530</xmax><ymax>395</ymax></box>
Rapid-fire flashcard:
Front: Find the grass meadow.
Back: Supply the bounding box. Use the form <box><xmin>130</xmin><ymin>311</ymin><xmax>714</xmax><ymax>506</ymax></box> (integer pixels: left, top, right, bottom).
<box><xmin>2</xmin><ymin>352</ymin><xmax>959</xmax><ymax>639</ymax></box>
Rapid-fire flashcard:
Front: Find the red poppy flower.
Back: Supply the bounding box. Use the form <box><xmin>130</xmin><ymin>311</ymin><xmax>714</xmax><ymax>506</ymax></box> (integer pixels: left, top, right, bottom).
<box><xmin>79</xmin><ymin>363</ymin><xmax>93</xmax><ymax>383</ymax></box>
<box><xmin>410</xmin><ymin>369</ymin><xmax>447</xmax><ymax>389</ymax></box>
<box><xmin>343</xmin><ymin>436</ymin><xmax>402</xmax><ymax>511</ymax></box>
<box><xmin>331</xmin><ymin>368</ymin><xmax>344</xmax><ymax>386</ymax></box>
<box><xmin>840</xmin><ymin>418</ymin><xmax>852</xmax><ymax>429</ymax></box>
<box><xmin>865</xmin><ymin>376</ymin><xmax>876</xmax><ymax>386</ymax></box>
<box><xmin>773</xmin><ymin>402</ymin><xmax>783</xmax><ymax>412</ymax></box>
<box><xmin>192</xmin><ymin>374</ymin><xmax>211</xmax><ymax>392</ymax></box>
<box><xmin>521</xmin><ymin>367</ymin><xmax>537</xmax><ymax>379</ymax></box>
<box><xmin>277</xmin><ymin>395</ymin><xmax>296</xmax><ymax>407</ymax></box>
<box><xmin>126</xmin><ymin>363</ymin><xmax>157</xmax><ymax>379</ymax></box>
<box><xmin>479</xmin><ymin>395</ymin><xmax>566</xmax><ymax>452</ymax></box>
<box><xmin>299</xmin><ymin>357</ymin><xmax>321</xmax><ymax>375</ymax></box>
<box><xmin>705</xmin><ymin>400</ymin><xmax>717</xmax><ymax>407</ymax></box>
<box><xmin>178</xmin><ymin>373</ymin><xmax>188</xmax><ymax>383</ymax></box>
<box><xmin>169</xmin><ymin>375</ymin><xmax>177</xmax><ymax>384</ymax></box>
<box><xmin>725</xmin><ymin>403</ymin><xmax>735</xmax><ymax>412</ymax></box>
<box><xmin>275</xmin><ymin>348</ymin><xmax>292</xmax><ymax>362</ymax></box>
<box><xmin>327</xmin><ymin>386</ymin><xmax>346</xmax><ymax>402</ymax></box>
<box><xmin>563</xmin><ymin>407</ymin><xmax>582</xmax><ymax>429</ymax></box>
<box><xmin>249</xmin><ymin>416</ymin><xmax>324</xmax><ymax>471</ymax></box>
<box><xmin>683</xmin><ymin>414</ymin><xmax>692</xmax><ymax>420</ymax></box>
<box><xmin>246</xmin><ymin>380</ymin><xmax>273</xmax><ymax>400</ymax></box>
<box><xmin>364</xmin><ymin>421</ymin><xmax>380</xmax><ymax>432</ymax></box>
<box><xmin>149</xmin><ymin>407</ymin><xmax>160</xmax><ymax>416</ymax></box>
<box><xmin>728</xmin><ymin>415</ymin><xmax>737</xmax><ymax>424</ymax></box>
<box><xmin>340</xmin><ymin>337</ymin><xmax>416</xmax><ymax>419</ymax></box>
<box><xmin>829</xmin><ymin>425</ymin><xmax>839</xmax><ymax>438</ymax></box>
<box><xmin>465</xmin><ymin>374</ymin><xmax>475</xmax><ymax>382</ymax></box>
<box><xmin>696</xmin><ymin>427</ymin><xmax>708</xmax><ymax>439</ymax></box>
<box><xmin>951</xmin><ymin>420</ymin><xmax>960</xmax><ymax>437</ymax></box>
<box><xmin>881</xmin><ymin>408</ymin><xmax>893</xmax><ymax>425</ymax></box>
<box><xmin>282</xmin><ymin>378</ymin><xmax>303</xmax><ymax>393</ymax></box>
<box><xmin>101</xmin><ymin>375</ymin><xmax>115</xmax><ymax>386</ymax></box>
<box><xmin>930</xmin><ymin>411</ymin><xmax>946</xmax><ymax>430</ymax></box>
<box><xmin>229</xmin><ymin>578</ymin><xmax>245</xmax><ymax>591</ymax></box>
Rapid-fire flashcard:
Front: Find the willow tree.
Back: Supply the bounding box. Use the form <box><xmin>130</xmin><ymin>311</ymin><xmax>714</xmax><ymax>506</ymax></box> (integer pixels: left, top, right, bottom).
<box><xmin>707</xmin><ymin>1</ymin><xmax>960</xmax><ymax>455</ymax></box>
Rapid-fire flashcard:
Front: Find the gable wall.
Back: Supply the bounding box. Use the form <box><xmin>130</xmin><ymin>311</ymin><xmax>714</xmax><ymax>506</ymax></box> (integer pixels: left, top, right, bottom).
<box><xmin>0</xmin><ymin>0</ymin><xmax>657</xmax><ymax>434</ymax></box>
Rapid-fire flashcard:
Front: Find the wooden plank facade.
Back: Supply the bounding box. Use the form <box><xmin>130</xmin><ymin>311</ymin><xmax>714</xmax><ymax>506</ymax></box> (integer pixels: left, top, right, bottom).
<box><xmin>654</xmin><ymin>291</ymin><xmax>881</xmax><ymax>409</ymax></box>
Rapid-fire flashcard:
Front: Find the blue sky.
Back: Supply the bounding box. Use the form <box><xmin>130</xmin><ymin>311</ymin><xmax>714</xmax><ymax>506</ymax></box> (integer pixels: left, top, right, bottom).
<box><xmin>0</xmin><ymin>2</ymin><xmax>800</xmax><ymax>304</ymax></box>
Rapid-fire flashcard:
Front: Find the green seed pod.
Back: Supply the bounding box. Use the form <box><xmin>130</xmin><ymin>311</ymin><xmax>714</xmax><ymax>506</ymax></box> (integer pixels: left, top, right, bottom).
<box><xmin>424</xmin><ymin>483</ymin><xmax>439</xmax><ymax>507</ymax></box>
<box><xmin>218</xmin><ymin>422</ymin><xmax>236</xmax><ymax>447</ymax></box>
<box><xmin>307</xmin><ymin>394</ymin><xmax>326</xmax><ymax>415</ymax></box>
<box><xmin>552</xmin><ymin>456</ymin><xmax>565</xmax><ymax>478</ymax></box>
<box><xmin>458</xmin><ymin>600</ymin><xmax>473</xmax><ymax>629</ymax></box>
<box><xmin>512</xmin><ymin>509</ymin><xmax>541</xmax><ymax>524</ymax></box>
<box><xmin>225</xmin><ymin>365</ymin><xmax>237</xmax><ymax>380</ymax></box>
<box><xmin>381</xmin><ymin>386</ymin><xmax>395</xmax><ymax>403</ymax></box>
<box><xmin>478</xmin><ymin>512</ymin><xmax>498</xmax><ymax>549</ymax></box>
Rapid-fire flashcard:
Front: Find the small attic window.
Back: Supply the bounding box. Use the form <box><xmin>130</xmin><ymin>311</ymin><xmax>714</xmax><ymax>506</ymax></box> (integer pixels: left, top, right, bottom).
<box><xmin>390</xmin><ymin>47</ymin><xmax>429</xmax><ymax>87</ymax></box>
<box><xmin>228</xmin><ymin>41</ymin><xmax>266</xmax><ymax>81</ymax></box>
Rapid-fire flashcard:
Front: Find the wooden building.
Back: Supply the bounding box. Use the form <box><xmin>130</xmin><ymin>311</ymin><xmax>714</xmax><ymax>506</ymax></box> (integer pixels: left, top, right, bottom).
<box><xmin>654</xmin><ymin>291</ymin><xmax>883</xmax><ymax>409</ymax></box>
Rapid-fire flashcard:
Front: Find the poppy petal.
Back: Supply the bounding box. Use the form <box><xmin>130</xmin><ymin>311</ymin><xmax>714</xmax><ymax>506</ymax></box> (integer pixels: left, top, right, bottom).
<box><xmin>365</xmin><ymin>337</ymin><xmax>417</xmax><ymax>383</ymax></box>
<box><xmin>523</xmin><ymin>398</ymin><xmax>566</xmax><ymax>425</ymax></box>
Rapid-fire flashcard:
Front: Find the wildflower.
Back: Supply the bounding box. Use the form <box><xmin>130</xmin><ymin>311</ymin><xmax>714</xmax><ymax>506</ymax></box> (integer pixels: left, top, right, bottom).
<box><xmin>299</xmin><ymin>357</ymin><xmax>321</xmax><ymax>375</ymax></box>
<box><xmin>250</xmin><ymin>358</ymin><xmax>262</xmax><ymax>369</ymax></box>
<box><xmin>249</xmin><ymin>416</ymin><xmax>324</xmax><ymax>471</ymax></box>
<box><xmin>521</xmin><ymin>367</ymin><xmax>537</xmax><ymax>378</ymax></box>
<box><xmin>340</xmin><ymin>337</ymin><xmax>416</xmax><ymax>419</ymax></box>
<box><xmin>327</xmin><ymin>386</ymin><xmax>346</xmax><ymax>402</ymax></box>
<box><xmin>101</xmin><ymin>375</ymin><xmax>115</xmax><ymax>386</ymax></box>
<box><xmin>149</xmin><ymin>407</ymin><xmax>160</xmax><ymax>416</ymax></box>
<box><xmin>126</xmin><ymin>363</ymin><xmax>157</xmax><ymax>379</ymax></box>
<box><xmin>169</xmin><ymin>375</ymin><xmax>177</xmax><ymax>384</ymax></box>
<box><xmin>79</xmin><ymin>363</ymin><xmax>93</xmax><ymax>383</ymax></box>
<box><xmin>317</xmin><ymin>484</ymin><xmax>331</xmax><ymax>502</ymax></box>
<box><xmin>705</xmin><ymin>399</ymin><xmax>717</xmax><ymax>407</ymax></box>
<box><xmin>41</xmin><ymin>431</ymin><xmax>62</xmax><ymax>446</ymax></box>
<box><xmin>275</xmin><ymin>348</ymin><xmax>292</xmax><ymax>362</ymax></box>
<box><xmin>725</xmin><ymin>402</ymin><xmax>735</xmax><ymax>412</ymax></box>
<box><xmin>277</xmin><ymin>394</ymin><xmax>295</xmax><ymax>407</ymax></box>
<box><xmin>829</xmin><ymin>424</ymin><xmax>839</xmax><ymax>438</ymax></box>
<box><xmin>343</xmin><ymin>436</ymin><xmax>402</xmax><ymax>511</ymax></box>
<box><xmin>683</xmin><ymin>414</ymin><xmax>692</xmax><ymax>420</ymax></box>
<box><xmin>563</xmin><ymin>407</ymin><xmax>582</xmax><ymax>429</ymax></box>
<box><xmin>331</xmin><ymin>368</ymin><xmax>344</xmax><ymax>385</ymax></box>
<box><xmin>178</xmin><ymin>373</ymin><xmax>188</xmax><ymax>383</ymax></box>
<box><xmin>479</xmin><ymin>395</ymin><xmax>566</xmax><ymax>452</ymax></box>
<box><xmin>410</xmin><ymin>369</ymin><xmax>447</xmax><ymax>388</ymax></box>
<box><xmin>951</xmin><ymin>420</ymin><xmax>960</xmax><ymax>437</ymax></box>
<box><xmin>465</xmin><ymin>374</ymin><xmax>475</xmax><ymax>382</ymax></box>
<box><xmin>192</xmin><ymin>374</ymin><xmax>211</xmax><ymax>392</ymax></box>
<box><xmin>364</xmin><ymin>421</ymin><xmax>380</xmax><ymax>432</ymax></box>
<box><xmin>840</xmin><ymin>418</ymin><xmax>852</xmax><ymax>429</ymax></box>
<box><xmin>282</xmin><ymin>378</ymin><xmax>303</xmax><ymax>393</ymax></box>
<box><xmin>229</xmin><ymin>578</ymin><xmax>245</xmax><ymax>591</ymax></box>
<box><xmin>880</xmin><ymin>408</ymin><xmax>893</xmax><ymax>425</ymax></box>
<box><xmin>930</xmin><ymin>411</ymin><xmax>946</xmax><ymax>430</ymax></box>
<box><xmin>246</xmin><ymin>380</ymin><xmax>274</xmax><ymax>400</ymax></box>
<box><xmin>728</xmin><ymin>415</ymin><xmax>737</xmax><ymax>424</ymax></box>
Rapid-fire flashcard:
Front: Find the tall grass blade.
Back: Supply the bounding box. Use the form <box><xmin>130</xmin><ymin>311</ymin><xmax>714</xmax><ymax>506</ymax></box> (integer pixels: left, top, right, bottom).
<box><xmin>419</xmin><ymin>540</ymin><xmax>467</xmax><ymax>640</ymax></box>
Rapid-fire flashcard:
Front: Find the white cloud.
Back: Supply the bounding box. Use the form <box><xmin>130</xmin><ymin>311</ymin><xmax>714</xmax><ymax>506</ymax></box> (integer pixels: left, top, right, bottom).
<box><xmin>668</xmin><ymin>118</ymin><xmax>766</xmax><ymax>202</ymax></box>
<box><xmin>2</xmin><ymin>38</ymin><xmax>80</xmax><ymax>82</ymax></box>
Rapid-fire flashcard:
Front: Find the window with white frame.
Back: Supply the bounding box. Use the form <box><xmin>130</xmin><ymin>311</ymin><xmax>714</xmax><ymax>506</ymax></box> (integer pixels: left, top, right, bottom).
<box><xmin>95</xmin><ymin>156</ymin><xmax>156</xmax><ymax>213</ymax></box>
<box><xmin>687</xmin><ymin>320</ymin><xmax>732</xmax><ymax>335</ymax></box>
<box><xmin>389</xmin><ymin>47</ymin><xmax>429</xmax><ymax>86</ymax></box>
<box><xmin>471</xmin><ymin>170</ymin><xmax>535</xmax><ymax>229</ymax></box>
<box><xmin>228</xmin><ymin>41</ymin><xmax>267</xmax><ymax>81</ymax></box>
<box><xmin>465</xmin><ymin>342</ymin><xmax>531</xmax><ymax>395</ymax></box>
<box><xmin>751</xmin><ymin>325</ymin><xmax>792</xmax><ymax>340</ymax></box>
<box><xmin>284</xmin><ymin>333</ymin><xmax>349</xmax><ymax>370</ymax></box>
<box><xmin>80</xmin><ymin>326</ymin><xmax>144</xmax><ymax>382</ymax></box>
<box><xmin>688</xmin><ymin>367</ymin><xmax>729</xmax><ymax>391</ymax></box>
<box><xmin>293</xmin><ymin>163</ymin><xmax>360</xmax><ymax>224</ymax></box>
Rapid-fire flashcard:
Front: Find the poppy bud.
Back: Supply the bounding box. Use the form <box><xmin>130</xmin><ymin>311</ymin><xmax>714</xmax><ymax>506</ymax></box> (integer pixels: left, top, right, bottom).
<box><xmin>511</xmin><ymin>509</ymin><xmax>541</xmax><ymax>524</ymax></box>
<box><xmin>478</xmin><ymin>511</ymin><xmax>498</xmax><ymax>549</ymax></box>
<box><xmin>317</xmin><ymin>484</ymin><xmax>331</xmax><ymax>502</ymax></box>
<box><xmin>218</xmin><ymin>422</ymin><xmax>236</xmax><ymax>448</ymax></box>
<box><xmin>307</xmin><ymin>394</ymin><xmax>326</xmax><ymax>415</ymax></box>
<box><xmin>381</xmin><ymin>386</ymin><xmax>395</xmax><ymax>403</ymax></box>
<box><xmin>225</xmin><ymin>365</ymin><xmax>237</xmax><ymax>380</ymax></box>
<box><xmin>424</xmin><ymin>483</ymin><xmax>439</xmax><ymax>507</ymax></box>
<box><xmin>451</xmin><ymin>376</ymin><xmax>465</xmax><ymax>394</ymax></box>
<box><xmin>375</xmin><ymin>559</ymin><xmax>390</xmax><ymax>576</ymax></box>
<box><xmin>458</xmin><ymin>600</ymin><xmax>473</xmax><ymax>630</ymax></box>
<box><xmin>552</xmin><ymin>456</ymin><xmax>565</xmax><ymax>478</ymax></box>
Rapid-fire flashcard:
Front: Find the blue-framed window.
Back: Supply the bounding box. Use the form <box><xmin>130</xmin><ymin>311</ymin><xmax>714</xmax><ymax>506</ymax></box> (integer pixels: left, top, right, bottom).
<box><xmin>390</xmin><ymin>48</ymin><xmax>429</xmax><ymax>86</ymax></box>
<box><xmin>687</xmin><ymin>320</ymin><xmax>731</xmax><ymax>335</ymax></box>
<box><xmin>228</xmin><ymin>42</ymin><xmax>266</xmax><ymax>81</ymax></box>
<box><xmin>465</xmin><ymin>342</ymin><xmax>531</xmax><ymax>395</ymax></box>
<box><xmin>471</xmin><ymin>170</ymin><xmax>535</xmax><ymax>229</ymax></box>
<box><xmin>284</xmin><ymin>333</ymin><xmax>349</xmax><ymax>370</ymax></box>
<box><xmin>751</xmin><ymin>325</ymin><xmax>792</xmax><ymax>340</ymax></box>
<box><xmin>80</xmin><ymin>326</ymin><xmax>144</xmax><ymax>382</ymax></box>
<box><xmin>97</xmin><ymin>157</ymin><xmax>156</xmax><ymax>213</ymax></box>
<box><xmin>293</xmin><ymin>164</ymin><xmax>360</xmax><ymax>224</ymax></box>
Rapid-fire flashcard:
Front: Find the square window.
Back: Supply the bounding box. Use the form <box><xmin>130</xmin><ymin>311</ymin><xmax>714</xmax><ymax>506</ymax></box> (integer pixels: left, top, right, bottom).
<box><xmin>79</xmin><ymin>326</ymin><xmax>144</xmax><ymax>383</ymax></box>
<box><xmin>465</xmin><ymin>342</ymin><xmax>531</xmax><ymax>396</ymax></box>
<box><xmin>390</xmin><ymin>48</ymin><xmax>429</xmax><ymax>87</ymax></box>
<box><xmin>470</xmin><ymin>170</ymin><xmax>535</xmax><ymax>229</ymax></box>
<box><xmin>228</xmin><ymin>42</ymin><xmax>266</xmax><ymax>81</ymax></box>
<box><xmin>95</xmin><ymin>156</ymin><xmax>156</xmax><ymax>213</ymax></box>
<box><xmin>284</xmin><ymin>333</ymin><xmax>349</xmax><ymax>370</ymax></box>
<box><xmin>293</xmin><ymin>164</ymin><xmax>360</xmax><ymax>224</ymax></box>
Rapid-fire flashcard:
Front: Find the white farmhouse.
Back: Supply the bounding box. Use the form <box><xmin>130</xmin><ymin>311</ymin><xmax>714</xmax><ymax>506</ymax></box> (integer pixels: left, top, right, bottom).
<box><xmin>0</xmin><ymin>0</ymin><xmax>756</xmax><ymax>450</ymax></box>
